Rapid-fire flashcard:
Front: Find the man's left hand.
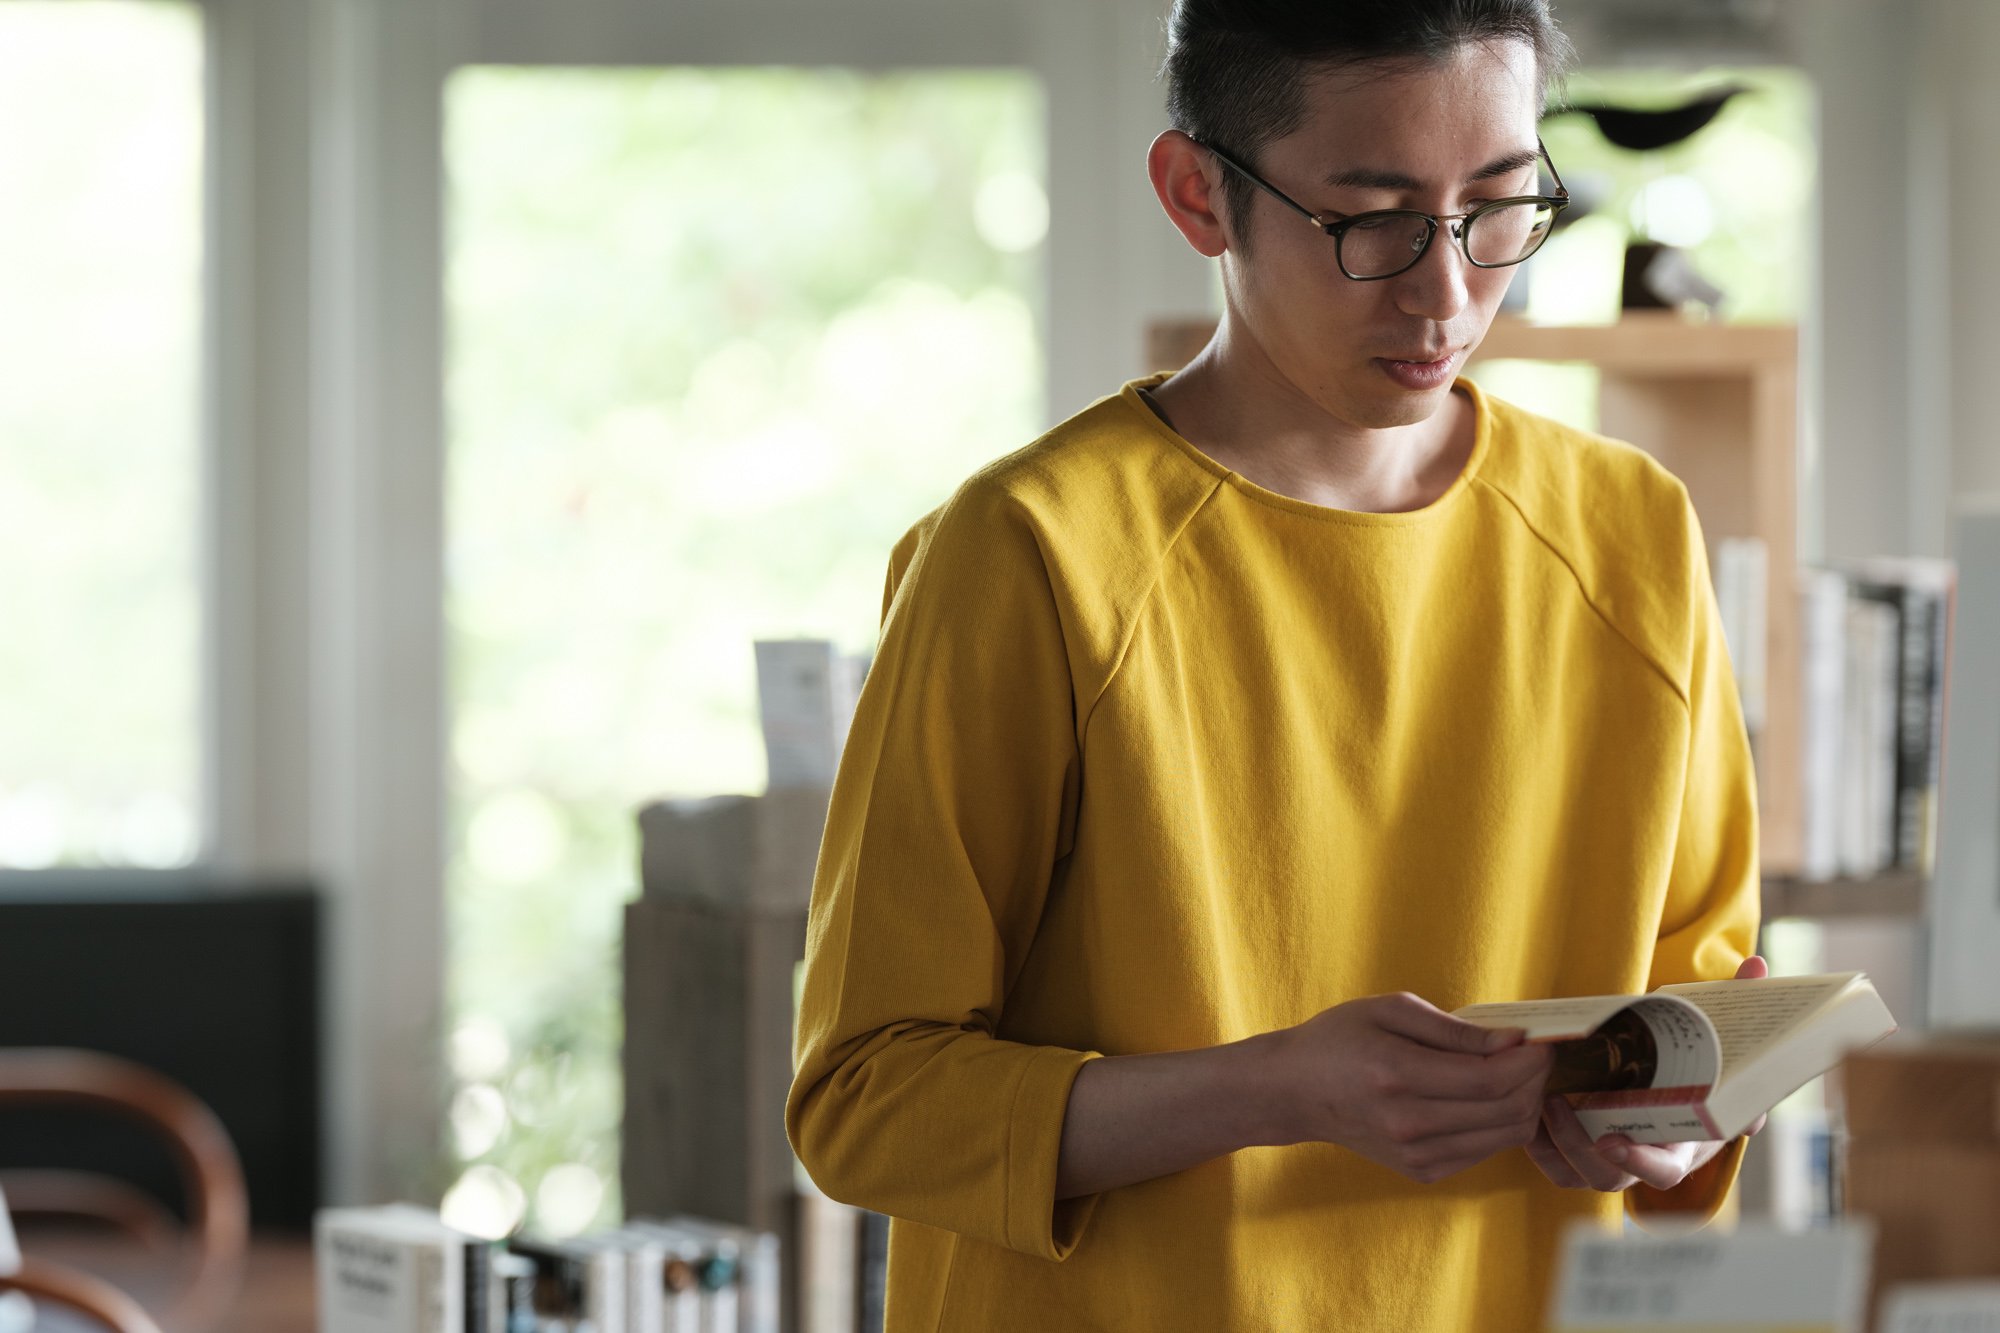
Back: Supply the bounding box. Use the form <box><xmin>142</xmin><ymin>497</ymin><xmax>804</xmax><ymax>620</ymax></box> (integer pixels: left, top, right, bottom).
<box><xmin>1525</xmin><ymin>955</ymin><xmax>1768</xmax><ymax>1192</ymax></box>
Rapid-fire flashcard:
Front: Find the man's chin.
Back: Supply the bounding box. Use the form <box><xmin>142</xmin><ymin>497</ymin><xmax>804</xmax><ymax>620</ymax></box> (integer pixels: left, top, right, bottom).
<box><xmin>1343</xmin><ymin>381</ymin><xmax>1454</xmax><ymax>430</ymax></box>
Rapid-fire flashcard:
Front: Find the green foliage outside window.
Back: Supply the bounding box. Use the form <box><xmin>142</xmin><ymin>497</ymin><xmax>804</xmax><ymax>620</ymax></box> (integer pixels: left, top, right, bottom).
<box><xmin>443</xmin><ymin>67</ymin><xmax>1045</xmax><ymax>1236</ymax></box>
<box><xmin>0</xmin><ymin>2</ymin><xmax>202</xmax><ymax>872</ymax></box>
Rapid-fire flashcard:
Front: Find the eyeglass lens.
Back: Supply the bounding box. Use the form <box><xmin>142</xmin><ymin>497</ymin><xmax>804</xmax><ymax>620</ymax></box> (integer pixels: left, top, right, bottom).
<box><xmin>1340</xmin><ymin>200</ymin><xmax>1558</xmax><ymax>278</ymax></box>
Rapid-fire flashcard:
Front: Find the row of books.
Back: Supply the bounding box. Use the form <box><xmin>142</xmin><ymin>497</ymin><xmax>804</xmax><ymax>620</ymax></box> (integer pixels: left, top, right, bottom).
<box><xmin>317</xmin><ymin>1204</ymin><xmax>779</xmax><ymax>1333</ymax></box>
<box><xmin>797</xmin><ymin>1185</ymin><xmax>888</xmax><ymax>1333</ymax></box>
<box><xmin>1712</xmin><ymin>543</ymin><xmax>1955</xmax><ymax>882</ymax></box>
<box><xmin>1797</xmin><ymin>558</ymin><xmax>1954</xmax><ymax>882</ymax></box>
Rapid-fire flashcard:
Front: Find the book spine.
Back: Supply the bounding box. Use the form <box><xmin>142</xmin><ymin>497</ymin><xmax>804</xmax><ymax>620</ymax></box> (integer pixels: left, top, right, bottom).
<box><xmin>416</xmin><ymin>1242</ymin><xmax>449</xmax><ymax>1333</ymax></box>
<box><xmin>1849</xmin><ymin>579</ymin><xmax>1932</xmax><ymax>868</ymax></box>
<box><xmin>857</xmin><ymin>1212</ymin><xmax>889</xmax><ymax>1333</ymax></box>
<box><xmin>1799</xmin><ymin>572</ymin><xmax>1847</xmax><ymax>882</ymax></box>
<box><xmin>1838</xmin><ymin>598</ymin><xmax>1873</xmax><ymax>877</ymax></box>
<box><xmin>1895</xmin><ymin>590</ymin><xmax>1942</xmax><ymax>867</ymax></box>
<box><xmin>1912</xmin><ymin>587</ymin><xmax>1949</xmax><ymax>873</ymax></box>
<box><xmin>462</xmin><ymin>1239</ymin><xmax>491</xmax><ymax>1333</ymax></box>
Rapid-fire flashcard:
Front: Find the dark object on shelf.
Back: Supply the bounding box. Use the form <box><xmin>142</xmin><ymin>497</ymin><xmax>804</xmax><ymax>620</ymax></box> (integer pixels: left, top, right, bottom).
<box><xmin>1550</xmin><ymin>86</ymin><xmax>1751</xmax><ymax>152</ymax></box>
<box><xmin>0</xmin><ymin>878</ymin><xmax>322</xmax><ymax>1231</ymax></box>
<box><xmin>1621</xmin><ymin>241</ymin><xmax>1724</xmax><ymax>313</ymax></box>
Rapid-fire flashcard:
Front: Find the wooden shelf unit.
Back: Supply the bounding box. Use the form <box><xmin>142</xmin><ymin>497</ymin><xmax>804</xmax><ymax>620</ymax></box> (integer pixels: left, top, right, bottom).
<box><xmin>1761</xmin><ymin>869</ymin><xmax>1926</xmax><ymax>921</ymax></box>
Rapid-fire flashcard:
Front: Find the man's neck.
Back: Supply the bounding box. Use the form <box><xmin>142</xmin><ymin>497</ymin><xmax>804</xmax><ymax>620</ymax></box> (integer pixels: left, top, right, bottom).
<box><xmin>1146</xmin><ymin>319</ymin><xmax>1475</xmax><ymax>515</ymax></box>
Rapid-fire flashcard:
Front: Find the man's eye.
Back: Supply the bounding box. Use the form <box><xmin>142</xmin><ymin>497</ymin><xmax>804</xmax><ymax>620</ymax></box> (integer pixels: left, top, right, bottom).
<box><xmin>1347</xmin><ymin>215</ymin><xmax>1399</xmax><ymax>232</ymax></box>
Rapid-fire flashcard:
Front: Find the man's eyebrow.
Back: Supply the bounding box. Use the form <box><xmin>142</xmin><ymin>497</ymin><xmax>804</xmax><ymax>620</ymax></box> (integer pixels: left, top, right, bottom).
<box><xmin>1323</xmin><ymin>148</ymin><xmax>1542</xmax><ymax>192</ymax></box>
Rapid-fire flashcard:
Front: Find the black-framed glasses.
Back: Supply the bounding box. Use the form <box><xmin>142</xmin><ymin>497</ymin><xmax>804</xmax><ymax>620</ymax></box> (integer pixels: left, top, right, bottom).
<box><xmin>1197</xmin><ymin>138</ymin><xmax>1571</xmax><ymax>281</ymax></box>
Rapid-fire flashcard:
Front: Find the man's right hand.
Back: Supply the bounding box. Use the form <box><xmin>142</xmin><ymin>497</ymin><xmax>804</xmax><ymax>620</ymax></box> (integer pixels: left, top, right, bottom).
<box><xmin>1055</xmin><ymin>990</ymin><xmax>1553</xmax><ymax>1199</ymax></box>
<box><xmin>1267</xmin><ymin>992</ymin><xmax>1553</xmax><ymax>1184</ymax></box>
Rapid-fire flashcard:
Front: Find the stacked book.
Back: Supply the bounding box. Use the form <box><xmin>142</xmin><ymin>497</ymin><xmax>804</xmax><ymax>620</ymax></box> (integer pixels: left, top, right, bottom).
<box><xmin>1712</xmin><ymin>542</ymin><xmax>1957</xmax><ymax>883</ymax></box>
<box><xmin>796</xmin><ymin>1180</ymin><xmax>889</xmax><ymax>1333</ymax></box>
<box><xmin>317</xmin><ymin>1205</ymin><xmax>778</xmax><ymax>1333</ymax></box>
<box><xmin>1797</xmin><ymin>558</ymin><xmax>1956</xmax><ymax>882</ymax></box>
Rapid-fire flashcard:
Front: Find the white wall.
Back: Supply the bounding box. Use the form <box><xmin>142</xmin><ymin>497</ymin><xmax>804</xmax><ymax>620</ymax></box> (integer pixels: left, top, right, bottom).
<box><xmin>1793</xmin><ymin>0</ymin><xmax>2000</xmax><ymax>561</ymax></box>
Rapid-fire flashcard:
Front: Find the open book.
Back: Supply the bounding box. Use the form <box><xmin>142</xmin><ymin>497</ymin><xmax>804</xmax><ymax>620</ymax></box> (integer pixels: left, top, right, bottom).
<box><xmin>1454</xmin><ymin>972</ymin><xmax>1897</xmax><ymax>1144</ymax></box>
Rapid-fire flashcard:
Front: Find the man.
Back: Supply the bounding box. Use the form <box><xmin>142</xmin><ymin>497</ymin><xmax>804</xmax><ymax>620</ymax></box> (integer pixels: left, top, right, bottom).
<box><xmin>788</xmin><ymin>2</ymin><xmax>1763</xmax><ymax>1328</ymax></box>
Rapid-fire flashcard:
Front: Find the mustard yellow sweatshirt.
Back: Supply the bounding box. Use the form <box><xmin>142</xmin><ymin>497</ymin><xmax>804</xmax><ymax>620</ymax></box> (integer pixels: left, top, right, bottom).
<box><xmin>787</xmin><ymin>376</ymin><xmax>1760</xmax><ymax>1332</ymax></box>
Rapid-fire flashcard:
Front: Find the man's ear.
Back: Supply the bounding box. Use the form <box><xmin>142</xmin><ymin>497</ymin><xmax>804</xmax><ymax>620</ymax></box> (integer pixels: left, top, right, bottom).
<box><xmin>1147</xmin><ymin>130</ymin><xmax>1233</xmax><ymax>258</ymax></box>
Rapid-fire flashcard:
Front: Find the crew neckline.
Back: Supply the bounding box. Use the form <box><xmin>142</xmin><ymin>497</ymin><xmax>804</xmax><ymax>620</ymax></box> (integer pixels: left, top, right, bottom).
<box><xmin>1120</xmin><ymin>373</ymin><xmax>1492</xmax><ymax>528</ymax></box>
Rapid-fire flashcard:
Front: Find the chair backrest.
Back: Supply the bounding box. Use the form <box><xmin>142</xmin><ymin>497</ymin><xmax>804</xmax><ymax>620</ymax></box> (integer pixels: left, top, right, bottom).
<box><xmin>0</xmin><ymin>1051</ymin><xmax>246</xmax><ymax>1331</ymax></box>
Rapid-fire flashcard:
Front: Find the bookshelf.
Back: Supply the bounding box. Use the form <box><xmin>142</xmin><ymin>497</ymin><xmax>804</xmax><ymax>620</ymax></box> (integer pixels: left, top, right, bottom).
<box><xmin>1760</xmin><ymin>868</ymin><xmax>1925</xmax><ymax>921</ymax></box>
<box><xmin>1144</xmin><ymin>313</ymin><xmax>1922</xmax><ymax>921</ymax></box>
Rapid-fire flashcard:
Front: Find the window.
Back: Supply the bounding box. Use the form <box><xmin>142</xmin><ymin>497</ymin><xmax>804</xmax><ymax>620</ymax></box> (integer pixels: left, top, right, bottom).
<box><xmin>442</xmin><ymin>66</ymin><xmax>1046</xmax><ymax>1235</ymax></box>
<box><xmin>0</xmin><ymin>1</ymin><xmax>205</xmax><ymax>871</ymax></box>
<box><xmin>1474</xmin><ymin>66</ymin><xmax>1816</xmax><ymax>429</ymax></box>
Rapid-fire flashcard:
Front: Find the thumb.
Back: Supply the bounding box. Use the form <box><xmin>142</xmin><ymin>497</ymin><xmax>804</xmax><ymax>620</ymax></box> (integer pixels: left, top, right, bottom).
<box><xmin>1734</xmin><ymin>955</ymin><xmax>1769</xmax><ymax>981</ymax></box>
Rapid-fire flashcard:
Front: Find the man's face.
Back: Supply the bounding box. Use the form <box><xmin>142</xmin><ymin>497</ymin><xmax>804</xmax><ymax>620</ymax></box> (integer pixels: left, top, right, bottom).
<box><xmin>1220</xmin><ymin>40</ymin><xmax>1542</xmax><ymax>430</ymax></box>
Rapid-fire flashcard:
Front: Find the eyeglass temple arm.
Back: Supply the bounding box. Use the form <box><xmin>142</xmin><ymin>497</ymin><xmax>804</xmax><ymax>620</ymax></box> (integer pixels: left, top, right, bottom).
<box><xmin>1198</xmin><ymin>134</ymin><xmax>1567</xmax><ymax>220</ymax></box>
<box><xmin>1536</xmin><ymin>136</ymin><xmax>1569</xmax><ymax>199</ymax></box>
<box><xmin>1194</xmin><ymin>138</ymin><xmax>1328</xmax><ymax>227</ymax></box>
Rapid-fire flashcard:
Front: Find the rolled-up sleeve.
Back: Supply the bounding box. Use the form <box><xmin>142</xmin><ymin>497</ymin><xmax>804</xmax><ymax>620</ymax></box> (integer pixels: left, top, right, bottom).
<box><xmin>786</xmin><ymin>478</ymin><xmax>1101</xmax><ymax>1261</ymax></box>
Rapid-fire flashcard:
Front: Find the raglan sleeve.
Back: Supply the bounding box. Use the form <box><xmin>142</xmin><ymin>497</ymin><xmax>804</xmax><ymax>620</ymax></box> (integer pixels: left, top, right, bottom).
<box><xmin>1629</xmin><ymin>495</ymin><xmax>1762</xmax><ymax>1225</ymax></box>
<box><xmin>785</xmin><ymin>478</ymin><xmax>1101</xmax><ymax>1261</ymax></box>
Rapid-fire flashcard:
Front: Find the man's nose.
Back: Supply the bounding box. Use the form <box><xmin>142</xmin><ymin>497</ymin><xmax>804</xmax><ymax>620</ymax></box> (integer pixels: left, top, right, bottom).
<box><xmin>1391</xmin><ymin>224</ymin><xmax>1471</xmax><ymax>323</ymax></box>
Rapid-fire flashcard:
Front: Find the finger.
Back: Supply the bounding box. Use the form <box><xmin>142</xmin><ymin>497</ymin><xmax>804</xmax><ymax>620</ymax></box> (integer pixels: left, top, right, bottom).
<box><xmin>1524</xmin><ymin>1118</ymin><xmax>1591</xmax><ymax>1189</ymax></box>
<box><xmin>1611</xmin><ymin>1140</ymin><xmax>1700</xmax><ymax>1192</ymax></box>
<box><xmin>1373</xmin><ymin>992</ymin><xmax>1529</xmax><ymax>1056</ymax></box>
<box><xmin>1400</xmin><ymin>1121</ymin><xmax>1543</xmax><ymax>1183</ymax></box>
<box><xmin>1390</xmin><ymin>1071</ymin><xmax>1548</xmax><ymax>1139</ymax></box>
<box><xmin>1541</xmin><ymin>1096</ymin><xmax>1637</xmax><ymax>1192</ymax></box>
<box><xmin>1389</xmin><ymin>1039</ymin><xmax>1553</xmax><ymax>1102</ymax></box>
<box><xmin>1745</xmin><ymin>1113</ymin><xmax>1768</xmax><ymax>1137</ymax></box>
<box><xmin>1734</xmin><ymin>955</ymin><xmax>1769</xmax><ymax>980</ymax></box>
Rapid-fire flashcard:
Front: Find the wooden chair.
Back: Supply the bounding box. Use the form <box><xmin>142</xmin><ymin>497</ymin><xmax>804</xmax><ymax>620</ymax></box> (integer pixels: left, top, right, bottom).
<box><xmin>0</xmin><ymin>1251</ymin><xmax>166</xmax><ymax>1333</ymax></box>
<box><xmin>0</xmin><ymin>1050</ymin><xmax>248</xmax><ymax>1332</ymax></box>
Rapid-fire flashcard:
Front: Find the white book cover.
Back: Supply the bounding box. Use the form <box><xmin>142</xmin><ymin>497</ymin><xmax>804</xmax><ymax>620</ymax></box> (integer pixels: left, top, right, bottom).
<box><xmin>628</xmin><ymin>1216</ymin><xmax>781</xmax><ymax>1333</ymax></box>
<box><xmin>1715</xmin><ymin>537</ymin><xmax>1769</xmax><ymax>740</ymax></box>
<box><xmin>1550</xmin><ymin>1219</ymin><xmax>1873</xmax><ymax>1331</ymax></box>
<box><xmin>1800</xmin><ymin>570</ymin><xmax>1848</xmax><ymax>882</ymax></box>
<box><xmin>623</xmin><ymin>1221</ymin><xmax>732</xmax><ymax>1333</ymax></box>
<box><xmin>316</xmin><ymin>1207</ymin><xmax>465</xmax><ymax>1333</ymax></box>
<box><xmin>1865</xmin><ymin>595</ymin><xmax>1901</xmax><ymax>871</ymax></box>
<box><xmin>754</xmin><ymin>639</ymin><xmax>866</xmax><ymax>789</ymax></box>
<box><xmin>1840</xmin><ymin>598</ymin><xmax>1897</xmax><ymax>877</ymax></box>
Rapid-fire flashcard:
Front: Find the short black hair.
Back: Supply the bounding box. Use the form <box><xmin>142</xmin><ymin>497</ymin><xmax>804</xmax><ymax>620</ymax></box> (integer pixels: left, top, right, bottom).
<box><xmin>1162</xmin><ymin>0</ymin><xmax>1573</xmax><ymax>235</ymax></box>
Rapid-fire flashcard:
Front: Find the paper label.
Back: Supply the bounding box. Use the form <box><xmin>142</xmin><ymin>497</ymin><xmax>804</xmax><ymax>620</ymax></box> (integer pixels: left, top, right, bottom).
<box><xmin>1879</xmin><ymin>1282</ymin><xmax>2000</xmax><ymax>1333</ymax></box>
<box><xmin>1549</xmin><ymin>1220</ymin><xmax>1873</xmax><ymax>1332</ymax></box>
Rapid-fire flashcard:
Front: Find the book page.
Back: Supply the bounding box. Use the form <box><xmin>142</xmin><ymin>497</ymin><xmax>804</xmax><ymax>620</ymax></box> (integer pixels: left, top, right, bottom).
<box><xmin>1658</xmin><ymin>974</ymin><xmax>1856</xmax><ymax>1080</ymax></box>
<box><xmin>1454</xmin><ymin>994</ymin><xmax>1638</xmax><ymax>1042</ymax></box>
<box><xmin>1626</xmin><ymin>996</ymin><xmax>1722</xmax><ymax>1088</ymax></box>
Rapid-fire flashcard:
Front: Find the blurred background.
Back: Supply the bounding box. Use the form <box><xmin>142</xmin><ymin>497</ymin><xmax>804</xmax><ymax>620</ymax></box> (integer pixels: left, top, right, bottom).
<box><xmin>2</xmin><ymin>0</ymin><xmax>1998</xmax><ymax>1314</ymax></box>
